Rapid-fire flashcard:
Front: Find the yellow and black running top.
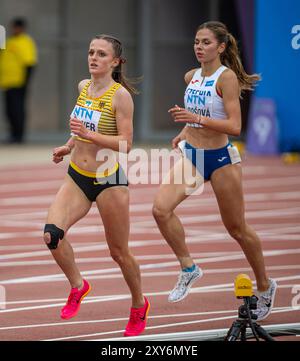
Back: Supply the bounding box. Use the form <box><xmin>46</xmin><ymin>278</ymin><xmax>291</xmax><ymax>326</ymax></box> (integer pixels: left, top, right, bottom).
<box><xmin>70</xmin><ymin>81</ymin><xmax>121</xmax><ymax>142</ymax></box>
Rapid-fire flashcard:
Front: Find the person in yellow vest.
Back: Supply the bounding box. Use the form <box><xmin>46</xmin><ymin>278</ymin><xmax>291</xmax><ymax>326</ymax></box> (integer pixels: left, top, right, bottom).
<box><xmin>0</xmin><ymin>18</ymin><xmax>37</xmax><ymax>143</ymax></box>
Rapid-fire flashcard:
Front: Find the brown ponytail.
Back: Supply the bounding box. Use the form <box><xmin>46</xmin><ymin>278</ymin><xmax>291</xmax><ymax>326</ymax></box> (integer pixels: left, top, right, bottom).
<box><xmin>197</xmin><ymin>21</ymin><xmax>260</xmax><ymax>91</ymax></box>
<box><xmin>93</xmin><ymin>34</ymin><xmax>139</xmax><ymax>95</ymax></box>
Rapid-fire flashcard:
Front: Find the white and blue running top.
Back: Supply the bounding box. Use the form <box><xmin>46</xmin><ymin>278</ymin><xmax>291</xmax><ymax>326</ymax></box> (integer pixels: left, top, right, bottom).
<box><xmin>184</xmin><ymin>65</ymin><xmax>228</xmax><ymax>128</ymax></box>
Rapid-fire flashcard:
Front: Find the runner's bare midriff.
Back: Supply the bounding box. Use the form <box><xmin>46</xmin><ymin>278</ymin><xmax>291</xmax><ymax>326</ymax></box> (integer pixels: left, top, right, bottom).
<box><xmin>71</xmin><ymin>138</ymin><xmax>117</xmax><ymax>172</ymax></box>
<box><xmin>184</xmin><ymin>125</ymin><xmax>229</xmax><ymax>149</ymax></box>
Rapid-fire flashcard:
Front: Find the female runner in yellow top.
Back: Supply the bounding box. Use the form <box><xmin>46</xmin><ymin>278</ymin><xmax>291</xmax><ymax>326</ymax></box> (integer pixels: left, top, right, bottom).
<box><xmin>43</xmin><ymin>35</ymin><xmax>149</xmax><ymax>337</ymax></box>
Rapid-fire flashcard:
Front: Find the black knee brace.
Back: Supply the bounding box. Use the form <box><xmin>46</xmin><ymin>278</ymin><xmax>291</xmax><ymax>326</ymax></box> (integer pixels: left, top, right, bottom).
<box><xmin>44</xmin><ymin>224</ymin><xmax>65</xmax><ymax>250</ymax></box>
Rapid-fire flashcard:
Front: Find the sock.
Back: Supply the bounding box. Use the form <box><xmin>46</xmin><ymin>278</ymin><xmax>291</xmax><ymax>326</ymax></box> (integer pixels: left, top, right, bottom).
<box><xmin>182</xmin><ymin>264</ymin><xmax>196</xmax><ymax>272</ymax></box>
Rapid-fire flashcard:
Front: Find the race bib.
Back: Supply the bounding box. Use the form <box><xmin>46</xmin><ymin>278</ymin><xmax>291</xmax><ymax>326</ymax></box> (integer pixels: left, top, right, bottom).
<box><xmin>185</xmin><ymin>90</ymin><xmax>213</xmax><ymax>129</ymax></box>
<box><xmin>177</xmin><ymin>140</ymin><xmax>187</xmax><ymax>154</ymax></box>
<box><xmin>70</xmin><ymin>105</ymin><xmax>101</xmax><ymax>134</ymax></box>
<box><xmin>228</xmin><ymin>145</ymin><xmax>242</xmax><ymax>164</ymax></box>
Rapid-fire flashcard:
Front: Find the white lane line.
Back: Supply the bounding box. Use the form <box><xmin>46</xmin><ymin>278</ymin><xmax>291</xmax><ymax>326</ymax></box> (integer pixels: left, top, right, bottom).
<box><xmin>43</xmin><ymin>307</ymin><xmax>300</xmax><ymax>341</ymax></box>
<box><xmin>1</xmin><ymin>187</ymin><xmax>300</xmax><ymax>211</ymax></box>
<box><xmin>101</xmin><ymin>320</ymin><xmax>300</xmax><ymax>341</ymax></box>
<box><xmin>1</xmin><ymin>206</ymin><xmax>300</xmax><ymax>241</ymax></box>
<box><xmin>263</xmin><ymin>235</ymin><xmax>300</xmax><ymax>241</ymax></box>
<box><xmin>243</xmin><ymin>176</ymin><xmax>300</xmax><ymax>188</ymax></box>
<box><xmin>1</xmin><ymin>172</ymin><xmax>299</xmax><ymax>189</ymax></box>
<box><xmin>0</xmin><ymin>195</ymin><xmax>55</xmax><ymax>206</ymax></box>
<box><xmin>0</xmin><ymin>241</ymin><xmax>108</xmax><ymax>251</ymax></box>
<box><xmin>2</xmin><ymin>188</ymin><xmax>299</xmax><ymax>223</ymax></box>
<box><xmin>0</xmin><ymin>309</ymin><xmax>240</xmax><ymax>331</ymax></box>
<box><xmin>0</xmin><ymin>225</ymin><xmax>300</xmax><ymax>260</ymax></box>
<box><xmin>185</xmin><ymin>223</ymin><xmax>300</xmax><ymax>234</ymax></box>
<box><xmin>0</xmin><ymin>243</ymin><xmax>108</xmax><ymax>260</ymax></box>
<box><xmin>49</xmin><ymin>274</ymin><xmax>300</xmax><ymax>284</ymax></box>
<box><xmin>1</xmin><ymin>200</ymin><xmax>300</xmax><ymax>228</ymax></box>
<box><xmin>128</xmin><ymin>175</ymin><xmax>300</xmax><ymax>193</ymax></box>
<box><xmin>0</xmin><ymin>224</ymin><xmax>160</xmax><ymax>239</ymax></box>
<box><xmin>244</xmin><ymin>202</ymin><xmax>300</xmax><ymax>211</ymax></box>
<box><xmin>3</xmin><ymin>249</ymin><xmax>300</xmax><ymax>284</ymax></box>
<box><xmin>0</xmin><ymin>167</ymin><xmax>63</xmax><ymax>178</ymax></box>
<box><xmin>0</xmin><ymin>251</ymin><xmax>237</xmax><ymax>267</ymax></box>
<box><xmin>3</xmin><ymin>269</ymin><xmax>299</xmax><ymax>305</ymax></box>
<box><xmin>0</xmin><ymin>220</ymin><xmax>45</xmax><ymax>228</ymax></box>
<box><xmin>1</xmin><ymin>252</ymin><xmax>300</xmax><ymax>273</ymax></box>
<box><xmin>0</xmin><ymin>210</ymin><xmax>48</xmax><ymax>220</ymax></box>
<box><xmin>244</xmin><ymin>191</ymin><xmax>300</xmax><ymax>202</ymax></box>
<box><xmin>0</xmin><ymin>235</ymin><xmax>230</xmax><ymax>258</ymax></box>
<box><xmin>1</xmin><ymin>228</ymin><xmax>300</xmax><ymax>243</ymax></box>
<box><xmin>0</xmin><ymin>306</ymin><xmax>293</xmax><ymax>332</ymax></box>
<box><xmin>0</xmin><ymin>162</ymin><xmax>296</xmax><ymax>174</ymax></box>
<box><xmin>0</xmin><ymin>245</ymin><xmax>47</xmax><ymax>251</ymax></box>
<box><xmin>135</xmin><ymin>207</ymin><xmax>300</xmax><ymax>228</ymax></box>
<box><xmin>0</xmin><ymin>180</ymin><xmax>61</xmax><ymax>193</ymax></box>
<box><xmin>260</xmin><ymin>225</ymin><xmax>300</xmax><ymax>234</ymax></box>
<box><xmin>0</xmin><ymin>222</ymin><xmax>299</xmax><ymax>249</ymax></box>
<box><xmin>2</xmin><ymin>248</ymin><xmax>300</xmax><ymax>284</ymax></box>
<box><xmin>0</xmin><ymin>282</ymin><xmax>297</xmax><ymax>315</ymax></box>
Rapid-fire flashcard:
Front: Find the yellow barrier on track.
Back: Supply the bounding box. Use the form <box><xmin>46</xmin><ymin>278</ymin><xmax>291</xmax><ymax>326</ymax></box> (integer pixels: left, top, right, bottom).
<box><xmin>281</xmin><ymin>152</ymin><xmax>300</xmax><ymax>164</ymax></box>
<box><xmin>231</xmin><ymin>141</ymin><xmax>245</xmax><ymax>156</ymax></box>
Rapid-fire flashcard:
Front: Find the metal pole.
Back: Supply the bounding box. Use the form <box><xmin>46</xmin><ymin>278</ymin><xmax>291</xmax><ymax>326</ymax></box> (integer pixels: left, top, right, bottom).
<box><xmin>58</xmin><ymin>0</ymin><xmax>73</xmax><ymax>132</ymax></box>
<box><xmin>209</xmin><ymin>0</ymin><xmax>220</xmax><ymax>20</ymax></box>
<box><xmin>136</xmin><ymin>0</ymin><xmax>153</xmax><ymax>142</ymax></box>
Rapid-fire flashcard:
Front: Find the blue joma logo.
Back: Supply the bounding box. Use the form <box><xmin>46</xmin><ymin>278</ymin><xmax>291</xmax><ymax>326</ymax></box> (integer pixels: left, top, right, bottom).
<box><xmin>205</xmin><ymin>81</ymin><xmax>214</xmax><ymax>87</ymax></box>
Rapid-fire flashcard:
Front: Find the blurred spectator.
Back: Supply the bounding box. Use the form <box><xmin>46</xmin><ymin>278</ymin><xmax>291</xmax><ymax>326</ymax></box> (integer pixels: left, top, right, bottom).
<box><xmin>0</xmin><ymin>18</ymin><xmax>37</xmax><ymax>144</ymax></box>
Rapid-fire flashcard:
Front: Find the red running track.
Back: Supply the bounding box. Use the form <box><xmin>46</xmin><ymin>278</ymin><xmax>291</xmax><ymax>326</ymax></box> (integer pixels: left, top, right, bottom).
<box><xmin>0</xmin><ymin>154</ymin><xmax>299</xmax><ymax>341</ymax></box>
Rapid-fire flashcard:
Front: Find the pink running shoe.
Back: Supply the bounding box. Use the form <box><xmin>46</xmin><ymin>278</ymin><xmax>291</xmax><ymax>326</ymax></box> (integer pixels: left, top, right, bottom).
<box><xmin>60</xmin><ymin>279</ymin><xmax>91</xmax><ymax>320</ymax></box>
<box><xmin>124</xmin><ymin>296</ymin><xmax>150</xmax><ymax>337</ymax></box>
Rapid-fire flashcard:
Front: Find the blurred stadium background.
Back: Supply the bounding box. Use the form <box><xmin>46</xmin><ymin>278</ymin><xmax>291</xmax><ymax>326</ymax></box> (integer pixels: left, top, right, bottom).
<box><xmin>0</xmin><ymin>0</ymin><xmax>300</xmax><ymax>342</ymax></box>
<box><xmin>0</xmin><ymin>0</ymin><xmax>298</xmax><ymax>153</ymax></box>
